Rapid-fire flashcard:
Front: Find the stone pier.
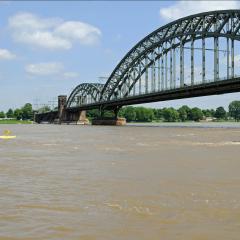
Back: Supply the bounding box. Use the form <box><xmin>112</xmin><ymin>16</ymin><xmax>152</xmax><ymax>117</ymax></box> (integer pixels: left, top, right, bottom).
<box><xmin>92</xmin><ymin>117</ymin><xmax>126</xmax><ymax>126</ymax></box>
<box><xmin>56</xmin><ymin>95</ymin><xmax>67</xmax><ymax>124</ymax></box>
<box><xmin>77</xmin><ymin>110</ymin><xmax>89</xmax><ymax>125</ymax></box>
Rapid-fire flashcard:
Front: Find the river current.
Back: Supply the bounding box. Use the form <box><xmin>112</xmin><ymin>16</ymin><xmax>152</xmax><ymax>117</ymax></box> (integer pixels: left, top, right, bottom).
<box><xmin>0</xmin><ymin>123</ymin><xmax>240</xmax><ymax>239</ymax></box>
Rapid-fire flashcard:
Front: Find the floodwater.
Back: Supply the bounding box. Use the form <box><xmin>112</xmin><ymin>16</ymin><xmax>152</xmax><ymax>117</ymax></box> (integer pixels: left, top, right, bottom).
<box><xmin>0</xmin><ymin>123</ymin><xmax>240</xmax><ymax>240</ymax></box>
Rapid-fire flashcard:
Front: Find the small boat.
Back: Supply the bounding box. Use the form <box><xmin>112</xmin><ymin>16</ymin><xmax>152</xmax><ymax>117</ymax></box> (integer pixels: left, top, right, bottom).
<box><xmin>0</xmin><ymin>130</ymin><xmax>16</xmax><ymax>139</ymax></box>
<box><xmin>0</xmin><ymin>135</ymin><xmax>16</xmax><ymax>139</ymax></box>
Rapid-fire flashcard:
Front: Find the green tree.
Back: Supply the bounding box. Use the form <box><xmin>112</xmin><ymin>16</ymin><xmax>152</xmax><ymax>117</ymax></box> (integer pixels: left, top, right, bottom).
<box><xmin>102</xmin><ymin>110</ymin><xmax>115</xmax><ymax>118</ymax></box>
<box><xmin>180</xmin><ymin>105</ymin><xmax>191</xmax><ymax>120</ymax></box>
<box><xmin>153</xmin><ymin>108</ymin><xmax>163</xmax><ymax>120</ymax></box>
<box><xmin>189</xmin><ymin>107</ymin><xmax>203</xmax><ymax>122</ymax></box>
<box><xmin>14</xmin><ymin>109</ymin><xmax>23</xmax><ymax>120</ymax></box>
<box><xmin>178</xmin><ymin>106</ymin><xmax>188</xmax><ymax>122</ymax></box>
<box><xmin>162</xmin><ymin>108</ymin><xmax>179</xmax><ymax>122</ymax></box>
<box><xmin>6</xmin><ymin>109</ymin><xmax>14</xmax><ymax>118</ymax></box>
<box><xmin>210</xmin><ymin>109</ymin><xmax>216</xmax><ymax>117</ymax></box>
<box><xmin>214</xmin><ymin>106</ymin><xmax>226</xmax><ymax>119</ymax></box>
<box><xmin>0</xmin><ymin>111</ymin><xmax>5</xmax><ymax>118</ymax></box>
<box><xmin>21</xmin><ymin>103</ymin><xmax>33</xmax><ymax>120</ymax></box>
<box><xmin>229</xmin><ymin>101</ymin><xmax>240</xmax><ymax>121</ymax></box>
<box><xmin>123</xmin><ymin>106</ymin><xmax>136</xmax><ymax>122</ymax></box>
<box><xmin>202</xmin><ymin>109</ymin><xmax>210</xmax><ymax>117</ymax></box>
<box><xmin>87</xmin><ymin>109</ymin><xmax>100</xmax><ymax>119</ymax></box>
<box><xmin>135</xmin><ymin>107</ymin><xmax>154</xmax><ymax>122</ymax></box>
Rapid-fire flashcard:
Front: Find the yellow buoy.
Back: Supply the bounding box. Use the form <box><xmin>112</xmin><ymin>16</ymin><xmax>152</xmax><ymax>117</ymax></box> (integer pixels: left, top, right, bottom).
<box><xmin>0</xmin><ymin>130</ymin><xmax>16</xmax><ymax>139</ymax></box>
<box><xmin>0</xmin><ymin>135</ymin><xmax>16</xmax><ymax>139</ymax></box>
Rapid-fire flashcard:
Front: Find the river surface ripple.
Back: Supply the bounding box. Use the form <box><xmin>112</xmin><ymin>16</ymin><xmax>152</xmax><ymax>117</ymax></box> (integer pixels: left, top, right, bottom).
<box><xmin>0</xmin><ymin>123</ymin><xmax>240</xmax><ymax>240</ymax></box>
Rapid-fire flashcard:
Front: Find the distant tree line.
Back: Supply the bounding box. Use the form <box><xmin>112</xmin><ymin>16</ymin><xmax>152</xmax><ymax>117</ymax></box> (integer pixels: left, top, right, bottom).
<box><xmin>1</xmin><ymin>101</ymin><xmax>240</xmax><ymax>122</ymax></box>
<box><xmin>87</xmin><ymin>100</ymin><xmax>240</xmax><ymax>122</ymax></box>
<box><xmin>0</xmin><ymin>103</ymin><xmax>33</xmax><ymax>120</ymax></box>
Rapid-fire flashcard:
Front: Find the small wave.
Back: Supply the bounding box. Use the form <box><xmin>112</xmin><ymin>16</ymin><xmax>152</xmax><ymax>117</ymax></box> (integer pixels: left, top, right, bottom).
<box><xmin>176</xmin><ymin>133</ymin><xmax>195</xmax><ymax>137</ymax></box>
<box><xmin>103</xmin><ymin>147</ymin><xmax>125</xmax><ymax>152</ymax></box>
<box><xmin>136</xmin><ymin>142</ymin><xmax>150</xmax><ymax>146</ymax></box>
<box><xmin>193</xmin><ymin>141</ymin><xmax>240</xmax><ymax>146</ymax></box>
<box><xmin>105</xmin><ymin>203</ymin><xmax>122</xmax><ymax>210</ymax></box>
<box><xmin>105</xmin><ymin>202</ymin><xmax>153</xmax><ymax>216</ymax></box>
<box><xmin>42</xmin><ymin>143</ymin><xmax>59</xmax><ymax>146</ymax></box>
<box><xmin>17</xmin><ymin>204</ymin><xmax>79</xmax><ymax>212</ymax></box>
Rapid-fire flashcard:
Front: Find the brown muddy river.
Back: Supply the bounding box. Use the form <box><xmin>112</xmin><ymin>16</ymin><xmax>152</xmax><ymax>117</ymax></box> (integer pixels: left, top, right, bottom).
<box><xmin>0</xmin><ymin>123</ymin><xmax>240</xmax><ymax>240</ymax></box>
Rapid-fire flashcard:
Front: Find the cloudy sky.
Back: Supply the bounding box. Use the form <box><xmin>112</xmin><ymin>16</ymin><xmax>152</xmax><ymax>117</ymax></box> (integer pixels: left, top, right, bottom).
<box><xmin>1</xmin><ymin>1</ymin><xmax>240</xmax><ymax>111</ymax></box>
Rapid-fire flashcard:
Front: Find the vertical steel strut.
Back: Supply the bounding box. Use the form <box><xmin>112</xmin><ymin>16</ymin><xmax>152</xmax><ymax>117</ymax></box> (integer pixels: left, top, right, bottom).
<box><xmin>214</xmin><ymin>18</ymin><xmax>219</xmax><ymax>81</ymax></box>
<box><xmin>165</xmin><ymin>43</ymin><xmax>168</xmax><ymax>89</ymax></box>
<box><xmin>170</xmin><ymin>41</ymin><xmax>173</xmax><ymax>89</ymax></box>
<box><xmin>145</xmin><ymin>57</ymin><xmax>148</xmax><ymax>93</ymax></box>
<box><xmin>161</xmin><ymin>46</ymin><xmax>164</xmax><ymax>90</ymax></box>
<box><xmin>191</xmin><ymin>37</ymin><xmax>194</xmax><ymax>86</ymax></box>
<box><xmin>139</xmin><ymin>65</ymin><xmax>142</xmax><ymax>94</ymax></box>
<box><xmin>202</xmin><ymin>37</ymin><xmax>206</xmax><ymax>83</ymax></box>
<box><xmin>158</xmin><ymin>47</ymin><xmax>161</xmax><ymax>91</ymax></box>
<box><xmin>133</xmin><ymin>70</ymin><xmax>136</xmax><ymax>96</ymax></box>
<box><xmin>152</xmin><ymin>51</ymin><xmax>156</xmax><ymax>92</ymax></box>
<box><xmin>173</xmin><ymin>38</ymin><xmax>176</xmax><ymax>89</ymax></box>
<box><xmin>231</xmin><ymin>39</ymin><xmax>234</xmax><ymax>78</ymax></box>
<box><xmin>180</xmin><ymin>40</ymin><xmax>184</xmax><ymax>87</ymax></box>
<box><xmin>227</xmin><ymin>21</ymin><xmax>230</xmax><ymax>79</ymax></box>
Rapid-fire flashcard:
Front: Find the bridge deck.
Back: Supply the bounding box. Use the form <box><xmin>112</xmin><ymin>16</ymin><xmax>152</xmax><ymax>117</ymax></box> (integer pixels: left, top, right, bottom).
<box><xmin>67</xmin><ymin>77</ymin><xmax>240</xmax><ymax>112</ymax></box>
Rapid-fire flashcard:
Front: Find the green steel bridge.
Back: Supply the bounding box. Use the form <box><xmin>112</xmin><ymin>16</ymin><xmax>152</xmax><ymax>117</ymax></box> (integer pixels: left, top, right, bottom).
<box><xmin>36</xmin><ymin>10</ymin><xmax>240</xmax><ymax>123</ymax></box>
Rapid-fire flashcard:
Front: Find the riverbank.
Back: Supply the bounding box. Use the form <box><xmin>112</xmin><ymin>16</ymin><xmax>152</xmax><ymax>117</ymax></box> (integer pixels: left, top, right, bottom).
<box><xmin>0</xmin><ymin>119</ymin><xmax>33</xmax><ymax>124</ymax></box>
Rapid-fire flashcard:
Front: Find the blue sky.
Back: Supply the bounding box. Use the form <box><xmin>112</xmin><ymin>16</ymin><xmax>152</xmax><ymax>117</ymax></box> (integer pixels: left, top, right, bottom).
<box><xmin>1</xmin><ymin>0</ymin><xmax>240</xmax><ymax>111</ymax></box>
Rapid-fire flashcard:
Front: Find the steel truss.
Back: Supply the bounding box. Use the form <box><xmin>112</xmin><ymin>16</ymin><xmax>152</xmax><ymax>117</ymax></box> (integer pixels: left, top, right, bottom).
<box><xmin>67</xmin><ymin>10</ymin><xmax>240</xmax><ymax>109</ymax></box>
<box><xmin>67</xmin><ymin>83</ymin><xmax>104</xmax><ymax>108</ymax></box>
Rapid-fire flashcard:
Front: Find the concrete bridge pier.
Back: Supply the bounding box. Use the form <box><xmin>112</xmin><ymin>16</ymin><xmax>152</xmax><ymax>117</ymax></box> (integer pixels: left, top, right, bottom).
<box><xmin>55</xmin><ymin>95</ymin><xmax>89</xmax><ymax>124</ymax></box>
<box><xmin>77</xmin><ymin>110</ymin><xmax>89</xmax><ymax>125</ymax></box>
<box><xmin>92</xmin><ymin>106</ymin><xmax>126</xmax><ymax>126</ymax></box>
<box><xmin>56</xmin><ymin>95</ymin><xmax>67</xmax><ymax>124</ymax></box>
<box><xmin>65</xmin><ymin>110</ymin><xmax>89</xmax><ymax>124</ymax></box>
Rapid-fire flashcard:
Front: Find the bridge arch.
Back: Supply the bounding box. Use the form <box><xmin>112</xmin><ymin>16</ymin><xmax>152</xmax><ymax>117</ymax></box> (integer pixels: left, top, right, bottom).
<box><xmin>67</xmin><ymin>83</ymin><xmax>104</xmax><ymax>108</ymax></box>
<box><xmin>100</xmin><ymin>10</ymin><xmax>240</xmax><ymax>101</ymax></box>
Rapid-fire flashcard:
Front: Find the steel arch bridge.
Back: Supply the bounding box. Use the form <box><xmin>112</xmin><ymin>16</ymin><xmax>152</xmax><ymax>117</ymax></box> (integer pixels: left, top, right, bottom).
<box><xmin>67</xmin><ymin>10</ymin><xmax>240</xmax><ymax>112</ymax></box>
<box><xmin>67</xmin><ymin>83</ymin><xmax>104</xmax><ymax>108</ymax></box>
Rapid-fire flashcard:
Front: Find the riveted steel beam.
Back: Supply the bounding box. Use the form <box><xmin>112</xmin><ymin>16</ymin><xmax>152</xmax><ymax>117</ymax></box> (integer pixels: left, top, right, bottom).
<box><xmin>231</xmin><ymin>39</ymin><xmax>235</xmax><ymax>78</ymax></box>
<box><xmin>180</xmin><ymin>40</ymin><xmax>184</xmax><ymax>87</ymax></box>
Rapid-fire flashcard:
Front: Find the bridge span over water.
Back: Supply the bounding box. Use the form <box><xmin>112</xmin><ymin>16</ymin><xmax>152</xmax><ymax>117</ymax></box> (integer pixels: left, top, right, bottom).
<box><xmin>36</xmin><ymin>10</ymin><xmax>240</xmax><ymax>124</ymax></box>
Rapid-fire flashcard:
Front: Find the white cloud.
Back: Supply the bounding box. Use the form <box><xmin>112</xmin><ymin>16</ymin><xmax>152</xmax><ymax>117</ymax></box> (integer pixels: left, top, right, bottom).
<box><xmin>55</xmin><ymin>21</ymin><xmax>101</xmax><ymax>45</ymax></box>
<box><xmin>160</xmin><ymin>1</ymin><xmax>240</xmax><ymax>21</ymax></box>
<box><xmin>0</xmin><ymin>48</ymin><xmax>16</xmax><ymax>60</ymax></box>
<box><xmin>25</xmin><ymin>62</ymin><xmax>80</xmax><ymax>79</ymax></box>
<box><xmin>25</xmin><ymin>62</ymin><xmax>64</xmax><ymax>75</ymax></box>
<box><xmin>9</xmin><ymin>12</ymin><xmax>101</xmax><ymax>50</ymax></box>
<box><xmin>8</xmin><ymin>12</ymin><xmax>61</xmax><ymax>30</ymax></box>
<box><xmin>16</xmin><ymin>31</ymin><xmax>71</xmax><ymax>50</ymax></box>
<box><xmin>63</xmin><ymin>72</ymin><xmax>79</xmax><ymax>79</ymax></box>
